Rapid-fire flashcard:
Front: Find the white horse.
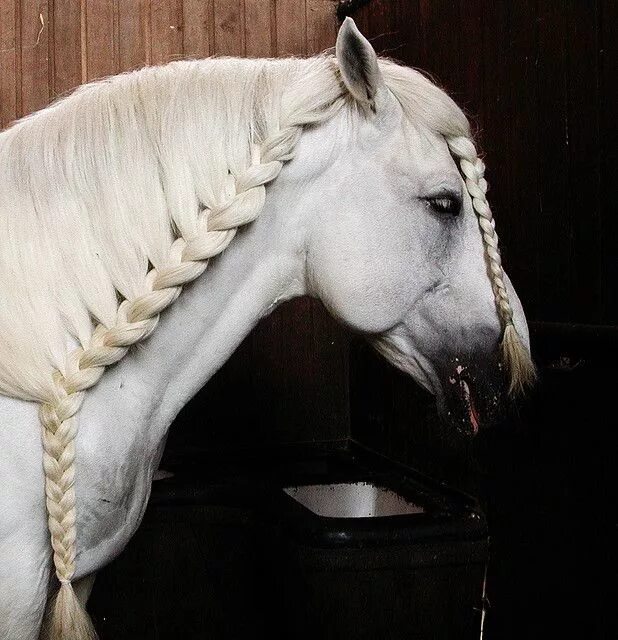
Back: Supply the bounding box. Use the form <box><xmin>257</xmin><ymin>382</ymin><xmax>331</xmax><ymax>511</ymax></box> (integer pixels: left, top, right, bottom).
<box><xmin>0</xmin><ymin>18</ymin><xmax>534</xmax><ymax>640</ymax></box>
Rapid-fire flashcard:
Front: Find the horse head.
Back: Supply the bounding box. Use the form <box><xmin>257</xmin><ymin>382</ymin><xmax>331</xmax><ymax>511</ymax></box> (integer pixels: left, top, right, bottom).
<box><xmin>291</xmin><ymin>19</ymin><xmax>534</xmax><ymax>433</ymax></box>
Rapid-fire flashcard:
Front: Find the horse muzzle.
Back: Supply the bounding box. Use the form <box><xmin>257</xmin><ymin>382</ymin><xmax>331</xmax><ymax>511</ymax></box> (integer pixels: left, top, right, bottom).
<box><xmin>435</xmin><ymin>351</ymin><xmax>507</xmax><ymax>436</ymax></box>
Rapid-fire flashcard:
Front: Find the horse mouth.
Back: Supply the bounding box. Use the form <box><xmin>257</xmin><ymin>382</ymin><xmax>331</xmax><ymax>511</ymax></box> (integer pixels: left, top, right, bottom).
<box><xmin>442</xmin><ymin>366</ymin><xmax>497</xmax><ymax>436</ymax></box>
<box><xmin>459</xmin><ymin>378</ymin><xmax>481</xmax><ymax>435</ymax></box>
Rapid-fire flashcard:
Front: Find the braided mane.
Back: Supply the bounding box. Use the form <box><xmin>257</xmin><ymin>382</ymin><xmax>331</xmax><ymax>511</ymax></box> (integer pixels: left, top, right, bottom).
<box><xmin>0</xmin><ymin>54</ymin><xmax>533</xmax><ymax>639</ymax></box>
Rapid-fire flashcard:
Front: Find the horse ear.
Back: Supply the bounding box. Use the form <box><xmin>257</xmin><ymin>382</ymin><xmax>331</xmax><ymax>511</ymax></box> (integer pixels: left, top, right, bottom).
<box><xmin>336</xmin><ymin>17</ymin><xmax>384</xmax><ymax>111</ymax></box>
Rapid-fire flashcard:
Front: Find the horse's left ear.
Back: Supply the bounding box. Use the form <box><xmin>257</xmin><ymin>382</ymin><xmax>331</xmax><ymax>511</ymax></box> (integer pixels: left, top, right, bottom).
<box><xmin>336</xmin><ymin>18</ymin><xmax>384</xmax><ymax>111</ymax></box>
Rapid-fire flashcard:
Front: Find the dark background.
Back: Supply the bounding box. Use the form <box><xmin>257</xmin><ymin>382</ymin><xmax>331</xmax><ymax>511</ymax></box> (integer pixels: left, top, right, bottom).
<box><xmin>1</xmin><ymin>1</ymin><xmax>614</xmax><ymax>638</ymax></box>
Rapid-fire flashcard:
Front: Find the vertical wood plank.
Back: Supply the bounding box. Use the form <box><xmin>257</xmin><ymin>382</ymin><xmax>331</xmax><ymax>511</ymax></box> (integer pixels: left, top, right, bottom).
<box><xmin>418</xmin><ymin>0</ymin><xmax>462</xmax><ymax>94</ymax></box>
<box><xmin>275</xmin><ymin>0</ymin><xmax>306</xmax><ymax>56</ymax></box>
<box><xmin>245</xmin><ymin>0</ymin><xmax>273</xmax><ymax>58</ymax></box>
<box><xmin>213</xmin><ymin>0</ymin><xmax>244</xmax><ymax>56</ymax></box>
<box><xmin>535</xmin><ymin>2</ymin><xmax>571</xmax><ymax>321</ymax></box>
<box><xmin>346</xmin><ymin>0</ymin><xmax>369</xmax><ymax>35</ymax></box>
<box><xmin>118</xmin><ymin>0</ymin><xmax>150</xmax><ymax>71</ymax></box>
<box><xmin>359</xmin><ymin>0</ymin><xmax>419</xmax><ymax>62</ymax></box>
<box><xmin>51</xmin><ymin>0</ymin><xmax>83</xmax><ymax>97</ymax></box>
<box><xmin>306</xmin><ymin>0</ymin><xmax>337</xmax><ymax>55</ymax></box>
<box><xmin>600</xmin><ymin>0</ymin><xmax>618</xmax><ymax>322</ymax></box>
<box><xmin>151</xmin><ymin>0</ymin><xmax>183</xmax><ymax>65</ymax></box>
<box><xmin>566</xmin><ymin>0</ymin><xmax>602</xmax><ymax>322</ymax></box>
<box><xmin>85</xmin><ymin>0</ymin><xmax>116</xmax><ymax>80</ymax></box>
<box><xmin>457</xmin><ymin>0</ymin><xmax>483</xmax><ymax>121</ymax></box>
<box><xmin>20</xmin><ymin>0</ymin><xmax>50</xmax><ymax>116</ymax></box>
<box><xmin>0</xmin><ymin>0</ymin><xmax>18</xmax><ymax>128</ymax></box>
<box><xmin>183</xmin><ymin>0</ymin><xmax>214</xmax><ymax>58</ymax></box>
<box><xmin>480</xmin><ymin>2</ymin><xmax>540</xmax><ymax>318</ymax></box>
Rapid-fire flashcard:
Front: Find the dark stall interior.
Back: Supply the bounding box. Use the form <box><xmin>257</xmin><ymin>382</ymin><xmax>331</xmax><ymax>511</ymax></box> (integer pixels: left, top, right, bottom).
<box><xmin>4</xmin><ymin>0</ymin><xmax>610</xmax><ymax>638</ymax></box>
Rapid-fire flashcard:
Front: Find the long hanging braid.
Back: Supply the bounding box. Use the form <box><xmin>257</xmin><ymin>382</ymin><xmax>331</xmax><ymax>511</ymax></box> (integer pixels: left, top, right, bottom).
<box><xmin>446</xmin><ymin>135</ymin><xmax>536</xmax><ymax>394</ymax></box>
<box><xmin>39</xmin><ymin>100</ymin><xmax>343</xmax><ymax>640</ymax></box>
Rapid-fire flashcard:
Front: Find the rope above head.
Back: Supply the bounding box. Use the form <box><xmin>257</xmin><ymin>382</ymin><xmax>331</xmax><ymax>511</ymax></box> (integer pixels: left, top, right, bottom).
<box><xmin>446</xmin><ymin>135</ymin><xmax>536</xmax><ymax>395</ymax></box>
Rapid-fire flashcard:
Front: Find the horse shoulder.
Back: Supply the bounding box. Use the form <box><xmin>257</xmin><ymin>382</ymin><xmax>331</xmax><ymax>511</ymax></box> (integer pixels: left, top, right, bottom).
<box><xmin>0</xmin><ymin>397</ymin><xmax>50</xmax><ymax>640</ymax></box>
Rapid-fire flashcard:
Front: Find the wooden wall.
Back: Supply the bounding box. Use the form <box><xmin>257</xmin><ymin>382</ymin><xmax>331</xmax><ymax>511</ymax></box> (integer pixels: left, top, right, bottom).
<box><xmin>0</xmin><ymin>0</ymin><xmax>340</xmax><ymax>122</ymax></box>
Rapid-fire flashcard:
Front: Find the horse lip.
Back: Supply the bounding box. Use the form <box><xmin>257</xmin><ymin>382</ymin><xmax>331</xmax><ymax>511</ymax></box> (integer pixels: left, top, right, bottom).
<box><xmin>459</xmin><ymin>378</ymin><xmax>480</xmax><ymax>435</ymax></box>
<box><xmin>439</xmin><ymin>367</ymin><xmax>493</xmax><ymax>436</ymax></box>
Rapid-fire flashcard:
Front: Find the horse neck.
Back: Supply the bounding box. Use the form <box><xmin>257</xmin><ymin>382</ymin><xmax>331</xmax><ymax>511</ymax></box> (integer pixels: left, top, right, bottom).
<box><xmin>80</xmin><ymin>178</ymin><xmax>308</xmax><ymax>457</ymax></box>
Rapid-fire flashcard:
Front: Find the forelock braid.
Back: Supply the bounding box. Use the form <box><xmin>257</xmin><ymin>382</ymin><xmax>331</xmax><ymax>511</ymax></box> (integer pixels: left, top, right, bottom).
<box><xmin>40</xmin><ymin>97</ymin><xmax>343</xmax><ymax>640</ymax></box>
<box><xmin>446</xmin><ymin>135</ymin><xmax>536</xmax><ymax>395</ymax></box>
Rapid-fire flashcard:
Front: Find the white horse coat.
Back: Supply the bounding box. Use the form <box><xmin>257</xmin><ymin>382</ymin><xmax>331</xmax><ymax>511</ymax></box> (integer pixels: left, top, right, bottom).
<box><xmin>0</xmin><ymin>19</ymin><xmax>533</xmax><ymax>640</ymax></box>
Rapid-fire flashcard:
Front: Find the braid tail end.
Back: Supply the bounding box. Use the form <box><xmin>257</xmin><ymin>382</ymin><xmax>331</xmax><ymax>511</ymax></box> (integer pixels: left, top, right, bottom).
<box><xmin>501</xmin><ymin>322</ymin><xmax>536</xmax><ymax>396</ymax></box>
<box><xmin>42</xmin><ymin>581</ymin><xmax>98</xmax><ymax>640</ymax></box>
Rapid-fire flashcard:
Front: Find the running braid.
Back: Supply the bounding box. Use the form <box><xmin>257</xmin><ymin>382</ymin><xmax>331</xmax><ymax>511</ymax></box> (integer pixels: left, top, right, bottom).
<box><xmin>446</xmin><ymin>135</ymin><xmax>536</xmax><ymax>395</ymax></box>
<box><xmin>39</xmin><ymin>104</ymin><xmax>340</xmax><ymax>640</ymax></box>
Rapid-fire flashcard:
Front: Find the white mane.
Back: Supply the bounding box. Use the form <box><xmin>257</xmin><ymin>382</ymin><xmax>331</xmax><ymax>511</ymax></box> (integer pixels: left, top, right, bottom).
<box><xmin>0</xmin><ymin>56</ymin><xmax>468</xmax><ymax>403</ymax></box>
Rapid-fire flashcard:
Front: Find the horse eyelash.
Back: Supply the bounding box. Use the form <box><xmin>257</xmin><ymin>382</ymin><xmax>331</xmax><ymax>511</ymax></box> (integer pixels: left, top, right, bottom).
<box><xmin>423</xmin><ymin>195</ymin><xmax>462</xmax><ymax>217</ymax></box>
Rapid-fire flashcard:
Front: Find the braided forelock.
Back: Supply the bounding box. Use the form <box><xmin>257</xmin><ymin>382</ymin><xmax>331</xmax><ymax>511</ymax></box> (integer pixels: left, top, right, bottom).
<box><xmin>39</xmin><ymin>78</ymin><xmax>346</xmax><ymax>639</ymax></box>
<box><xmin>446</xmin><ymin>135</ymin><xmax>536</xmax><ymax>395</ymax></box>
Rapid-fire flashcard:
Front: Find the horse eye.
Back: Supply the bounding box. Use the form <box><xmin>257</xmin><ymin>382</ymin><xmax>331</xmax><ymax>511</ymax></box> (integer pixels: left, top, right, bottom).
<box><xmin>425</xmin><ymin>196</ymin><xmax>461</xmax><ymax>217</ymax></box>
